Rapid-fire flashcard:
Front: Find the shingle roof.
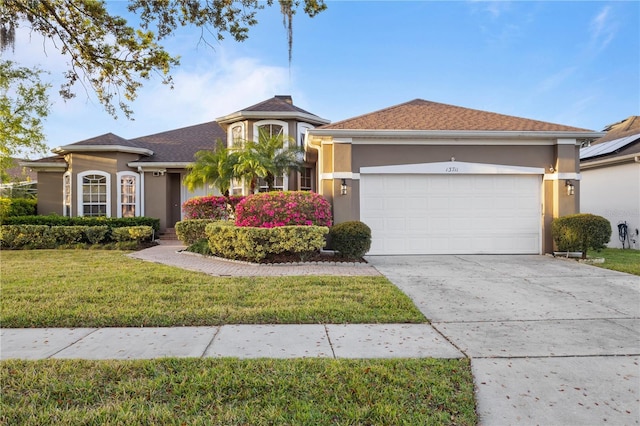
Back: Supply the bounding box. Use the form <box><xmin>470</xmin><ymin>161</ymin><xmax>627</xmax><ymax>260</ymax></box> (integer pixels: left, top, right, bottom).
<box><xmin>320</xmin><ymin>99</ymin><xmax>594</xmax><ymax>132</ymax></box>
<box><xmin>596</xmin><ymin>116</ymin><xmax>640</xmax><ymax>144</ymax></box>
<box><xmin>580</xmin><ymin>116</ymin><xmax>640</xmax><ymax>162</ymax></box>
<box><xmin>65</xmin><ymin>132</ymin><xmax>140</xmax><ymax>148</ymax></box>
<box><xmin>131</xmin><ymin>121</ymin><xmax>226</xmax><ymax>163</ymax></box>
<box><xmin>241</xmin><ymin>95</ymin><xmax>317</xmax><ymax>116</ymax></box>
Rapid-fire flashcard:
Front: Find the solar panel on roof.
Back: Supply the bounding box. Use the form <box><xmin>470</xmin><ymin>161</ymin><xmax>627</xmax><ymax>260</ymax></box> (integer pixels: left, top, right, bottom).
<box><xmin>580</xmin><ymin>134</ymin><xmax>639</xmax><ymax>160</ymax></box>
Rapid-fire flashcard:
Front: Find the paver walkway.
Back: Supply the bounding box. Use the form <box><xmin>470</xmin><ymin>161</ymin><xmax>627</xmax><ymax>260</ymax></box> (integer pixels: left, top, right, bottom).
<box><xmin>127</xmin><ymin>240</ymin><xmax>381</xmax><ymax>277</ymax></box>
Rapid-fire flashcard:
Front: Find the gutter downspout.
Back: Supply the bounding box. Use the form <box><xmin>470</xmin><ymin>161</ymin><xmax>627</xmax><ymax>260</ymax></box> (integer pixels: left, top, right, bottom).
<box><xmin>305</xmin><ymin>131</ymin><xmax>324</xmax><ymax>195</ymax></box>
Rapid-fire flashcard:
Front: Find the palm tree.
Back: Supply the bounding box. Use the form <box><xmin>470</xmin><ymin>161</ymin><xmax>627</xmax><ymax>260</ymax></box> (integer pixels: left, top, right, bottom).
<box><xmin>183</xmin><ymin>140</ymin><xmax>238</xmax><ymax>196</ymax></box>
<box><xmin>239</xmin><ymin>129</ymin><xmax>304</xmax><ymax>192</ymax></box>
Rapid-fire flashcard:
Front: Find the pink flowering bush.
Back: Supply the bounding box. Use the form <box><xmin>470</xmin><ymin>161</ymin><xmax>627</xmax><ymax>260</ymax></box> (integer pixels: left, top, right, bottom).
<box><xmin>235</xmin><ymin>191</ymin><xmax>332</xmax><ymax>228</ymax></box>
<box><xmin>182</xmin><ymin>196</ymin><xmax>230</xmax><ymax>220</ymax></box>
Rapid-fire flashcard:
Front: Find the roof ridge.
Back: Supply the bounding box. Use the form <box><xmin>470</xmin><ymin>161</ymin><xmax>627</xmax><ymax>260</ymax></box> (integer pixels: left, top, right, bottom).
<box><xmin>320</xmin><ymin>98</ymin><xmax>594</xmax><ymax>132</ymax></box>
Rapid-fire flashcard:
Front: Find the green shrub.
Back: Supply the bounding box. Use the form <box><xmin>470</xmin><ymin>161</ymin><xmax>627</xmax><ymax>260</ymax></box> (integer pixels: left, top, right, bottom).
<box><xmin>0</xmin><ymin>198</ymin><xmax>37</xmax><ymax>222</ymax></box>
<box><xmin>175</xmin><ymin>219</ymin><xmax>224</xmax><ymax>245</ymax></box>
<box><xmin>206</xmin><ymin>223</ymin><xmax>329</xmax><ymax>262</ymax></box>
<box><xmin>1</xmin><ymin>215</ymin><xmax>160</xmax><ymax>232</ymax></box>
<box><xmin>83</xmin><ymin>226</ymin><xmax>110</xmax><ymax>244</ymax></box>
<box><xmin>329</xmin><ymin>221</ymin><xmax>372</xmax><ymax>259</ymax></box>
<box><xmin>0</xmin><ymin>225</ymin><xmax>55</xmax><ymax>249</ymax></box>
<box><xmin>111</xmin><ymin>226</ymin><xmax>154</xmax><ymax>242</ymax></box>
<box><xmin>552</xmin><ymin>213</ymin><xmax>611</xmax><ymax>259</ymax></box>
<box><xmin>186</xmin><ymin>238</ymin><xmax>213</xmax><ymax>256</ymax></box>
<box><xmin>47</xmin><ymin>226</ymin><xmax>86</xmax><ymax>245</ymax></box>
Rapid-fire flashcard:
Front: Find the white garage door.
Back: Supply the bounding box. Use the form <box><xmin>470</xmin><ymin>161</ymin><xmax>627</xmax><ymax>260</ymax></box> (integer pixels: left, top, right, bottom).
<box><xmin>360</xmin><ymin>174</ymin><xmax>541</xmax><ymax>255</ymax></box>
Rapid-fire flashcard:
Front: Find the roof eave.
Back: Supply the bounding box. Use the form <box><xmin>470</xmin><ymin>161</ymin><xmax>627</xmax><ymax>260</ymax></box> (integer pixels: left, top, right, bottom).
<box><xmin>128</xmin><ymin>162</ymin><xmax>192</xmax><ymax>169</ymax></box>
<box><xmin>216</xmin><ymin>111</ymin><xmax>331</xmax><ymax>125</ymax></box>
<box><xmin>19</xmin><ymin>161</ymin><xmax>67</xmax><ymax>171</ymax></box>
<box><xmin>580</xmin><ymin>153</ymin><xmax>640</xmax><ymax>169</ymax></box>
<box><xmin>308</xmin><ymin>129</ymin><xmax>604</xmax><ymax>140</ymax></box>
<box><xmin>52</xmin><ymin>145</ymin><xmax>154</xmax><ymax>156</ymax></box>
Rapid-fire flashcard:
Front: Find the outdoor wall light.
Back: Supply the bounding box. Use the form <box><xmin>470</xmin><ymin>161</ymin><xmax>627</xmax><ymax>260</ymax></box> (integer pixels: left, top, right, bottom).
<box><xmin>565</xmin><ymin>180</ymin><xmax>575</xmax><ymax>196</ymax></box>
<box><xmin>340</xmin><ymin>179</ymin><xmax>348</xmax><ymax>195</ymax></box>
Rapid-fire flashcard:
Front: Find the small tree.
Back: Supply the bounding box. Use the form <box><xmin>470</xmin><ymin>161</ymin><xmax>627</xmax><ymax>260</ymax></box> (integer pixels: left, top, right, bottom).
<box><xmin>233</xmin><ymin>131</ymin><xmax>304</xmax><ymax>193</ymax></box>
<box><xmin>552</xmin><ymin>213</ymin><xmax>611</xmax><ymax>259</ymax></box>
<box><xmin>183</xmin><ymin>141</ymin><xmax>238</xmax><ymax>196</ymax></box>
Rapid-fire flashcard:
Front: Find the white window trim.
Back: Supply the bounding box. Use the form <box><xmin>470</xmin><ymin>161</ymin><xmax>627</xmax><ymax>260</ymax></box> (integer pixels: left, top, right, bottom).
<box><xmin>228</xmin><ymin>122</ymin><xmax>246</xmax><ymax>149</ymax></box>
<box><xmin>116</xmin><ymin>171</ymin><xmax>140</xmax><ymax>218</ymax></box>
<box><xmin>297</xmin><ymin>123</ymin><xmax>314</xmax><ymax>147</ymax></box>
<box><xmin>77</xmin><ymin>170</ymin><xmax>111</xmax><ymax>217</ymax></box>
<box><xmin>297</xmin><ymin>123</ymin><xmax>315</xmax><ymax>190</ymax></box>
<box><xmin>63</xmin><ymin>171</ymin><xmax>72</xmax><ymax>217</ymax></box>
<box><xmin>253</xmin><ymin>120</ymin><xmax>288</xmax><ymax>143</ymax></box>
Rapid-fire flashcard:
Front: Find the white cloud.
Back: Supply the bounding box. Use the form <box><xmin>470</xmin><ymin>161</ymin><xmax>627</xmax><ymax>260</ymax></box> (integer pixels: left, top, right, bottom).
<box><xmin>536</xmin><ymin>66</ymin><xmax>578</xmax><ymax>93</ymax></box>
<box><xmin>589</xmin><ymin>6</ymin><xmax>616</xmax><ymax>52</ymax></box>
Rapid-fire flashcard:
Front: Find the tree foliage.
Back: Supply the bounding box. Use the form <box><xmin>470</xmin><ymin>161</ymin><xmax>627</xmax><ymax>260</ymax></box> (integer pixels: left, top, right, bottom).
<box><xmin>184</xmin><ymin>141</ymin><xmax>238</xmax><ymax>196</ymax></box>
<box><xmin>0</xmin><ymin>0</ymin><xmax>326</xmax><ymax>119</ymax></box>
<box><xmin>0</xmin><ymin>60</ymin><xmax>50</xmax><ymax>181</ymax></box>
<box><xmin>184</xmin><ymin>132</ymin><xmax>304</xmax><ymax>196</ymax></box>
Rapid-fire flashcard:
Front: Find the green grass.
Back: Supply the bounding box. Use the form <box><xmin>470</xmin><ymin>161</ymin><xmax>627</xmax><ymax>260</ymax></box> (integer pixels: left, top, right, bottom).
<box><xmin>0</xmin><ymin>358</ymin><xmax>477</xmax><ymax>425</ymax></box>
<box><xmin>0</xmin><ymin>250</ymin><xmax>426</xmax><ymax>327</ymax></box>
<box><xmin>591</xmin><ymin>247</ymin><xmax>640</xmax><ymax>276</ymax></box>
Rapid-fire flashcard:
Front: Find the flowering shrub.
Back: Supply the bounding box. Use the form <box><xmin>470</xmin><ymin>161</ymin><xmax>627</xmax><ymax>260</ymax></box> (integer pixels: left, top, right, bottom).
<box><xmin>227</xmin><ymin>195</ymin><xmax>246</xmax><ymax>212</ymax></box>
<box><xmin>182</xmin><ymin>196</ymin><xmax>230</xmax><ymax>220</ymax></box>
<box><xmin>235</xmin><ymin>191</ymin><xmax>332</xmax><ymax>228</ymax></box>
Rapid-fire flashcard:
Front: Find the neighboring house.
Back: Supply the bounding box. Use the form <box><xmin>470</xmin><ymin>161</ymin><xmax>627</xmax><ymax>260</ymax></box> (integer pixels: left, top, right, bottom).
<box><xmin>580</xmin><ymin>116</ymin><xmax>640</xmax><ymax>250</ymax></box>
<box><xmin>0</xmin><ymin>158</ymin><xmax>38</xmax><ymax>197</ymax></box>
<box><xmin>23</xmin><ymin>96</ymin><xmax>603</xmax><ymax>255</ymax></box>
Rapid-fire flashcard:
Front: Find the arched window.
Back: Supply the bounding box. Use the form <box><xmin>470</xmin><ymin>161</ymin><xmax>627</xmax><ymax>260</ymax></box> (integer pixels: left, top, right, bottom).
<box><xmin>78</xmin><ymin>171</ymin><xmax>111</xmax><ymax>217</ymax></box>
<box><xmin>117</xmin><ymin>171</ymin><xmax>140</xmax><ymax>218</ymax></box>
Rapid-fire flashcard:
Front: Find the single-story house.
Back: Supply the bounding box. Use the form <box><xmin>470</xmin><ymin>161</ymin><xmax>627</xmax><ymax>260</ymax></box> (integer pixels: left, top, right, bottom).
<box><xmin>580</xmin><ymin>116</ymin><xmax>640</xmax><ymax>250</ymax></box>
<box><xmin>23</xmin><ymin>96</ymin><xmax>603</xmax><ymax>255</ymax></box>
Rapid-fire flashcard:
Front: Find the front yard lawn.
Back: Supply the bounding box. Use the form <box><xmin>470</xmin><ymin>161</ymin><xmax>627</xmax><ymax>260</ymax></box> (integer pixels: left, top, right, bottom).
<box><xmin>0</xmin><ymin>358</ymin><xmax>477</xmax><ymax>425</ymax></box>
<box><xmin>0</xmin><ymin>250</ymin><xmax>426</xmax><ymax>327</ymax></box>
<box><xmin>592</xmin><ymin>247</ymin><xmax>640</xmax><ymax>276</ymax></box>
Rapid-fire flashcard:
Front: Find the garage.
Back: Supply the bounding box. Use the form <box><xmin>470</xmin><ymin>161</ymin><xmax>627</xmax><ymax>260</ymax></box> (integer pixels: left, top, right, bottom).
<box><xmin>359</xmin><ymin>162</ymin><xmax>543</xmax><ymax>255</ymax></box>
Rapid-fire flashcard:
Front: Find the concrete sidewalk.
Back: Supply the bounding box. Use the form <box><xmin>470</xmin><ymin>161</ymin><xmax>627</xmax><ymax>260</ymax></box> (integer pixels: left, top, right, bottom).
<box><xmin>0</xmin><ymin>324</ymin><xmax>463</xmax><ymax>360</ymax></box>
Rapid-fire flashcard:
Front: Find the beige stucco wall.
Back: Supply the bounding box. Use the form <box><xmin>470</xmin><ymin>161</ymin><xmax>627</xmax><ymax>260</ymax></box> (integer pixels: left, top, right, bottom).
<box><xmin>67</xmin><ymin>152</ymin><xmax>140</xmax><ymax>218</ymax></box>
<box><xmin>36</xmin><ymin>171</ymin><xmax>64</xmax><ymax>215</ymax></box>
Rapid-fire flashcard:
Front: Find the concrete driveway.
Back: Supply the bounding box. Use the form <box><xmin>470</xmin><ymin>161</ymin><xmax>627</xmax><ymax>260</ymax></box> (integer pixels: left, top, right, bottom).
<box><xmin>367</xmin><ymin>254</ymin><xmax>640</xmax><ymax>426</ymax></box>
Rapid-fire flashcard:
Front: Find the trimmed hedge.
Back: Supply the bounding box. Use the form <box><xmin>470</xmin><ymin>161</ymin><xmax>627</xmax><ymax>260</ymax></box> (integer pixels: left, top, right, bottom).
<box><xmin>1</xmin><ymin>215</ymin><xmax>160</xmax><ymax>232</ymax></box>
<box><xmin>0</xmin><ymin>225</ymin><xmax>152</xmax><ymax>249</ymax></box>
<box><xmin>206</xmin><ymin>223</ymin><xmax>329</xmax><ymax>262</ymax></box>
<box><xmin>175</xmin><ymin>219</ymin><xmax>230</xmax><ymax>245</ymax></box>
<box><xmin>0</xmin><ymin>198</ymin><xmax>37</xmax><ymax>221</ymax></box>
<box><xmin>552</xmin><ymin>213</ymin><xmax>611</xmax><ymax>259</ymax></box>
<box><xmin>329</xmin><ymin>221</ymin><xmax>372</xmax><ymax>259</ymax></box>
<box><xmin>235</xmin><ymin>191</ymin><xmax>332</xmax><ymax>228</ymax></box>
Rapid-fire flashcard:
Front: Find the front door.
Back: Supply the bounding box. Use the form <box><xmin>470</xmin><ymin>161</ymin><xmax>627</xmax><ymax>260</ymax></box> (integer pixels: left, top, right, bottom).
<box><xmin>168</xmin><ymin>173</ymin><xmax>182</xmax><ymax>227</ymax></box>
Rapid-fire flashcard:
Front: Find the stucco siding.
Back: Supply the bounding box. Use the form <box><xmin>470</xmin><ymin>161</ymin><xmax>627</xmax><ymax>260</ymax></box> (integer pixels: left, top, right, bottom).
<box><xmin>351</xmin><ymin>144</ymin><xmax>556</xmax><ymax>171</ymax></box>
<box><xmin>36</xmin><ymin>172</ymin><xmax>64</xmax><ymax>215</ymax></box>
<box><xmin>581</xmin><ymin>162</ymin><xmax>640</xmax><ymax>249</ymax></box>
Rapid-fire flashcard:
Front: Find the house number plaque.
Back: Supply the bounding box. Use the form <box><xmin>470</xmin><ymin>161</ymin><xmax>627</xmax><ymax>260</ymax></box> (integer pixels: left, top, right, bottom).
<box><xmin>445</xmin><ymin>167</ymin><xmax>459</xmax><ymax>173</ymax></box>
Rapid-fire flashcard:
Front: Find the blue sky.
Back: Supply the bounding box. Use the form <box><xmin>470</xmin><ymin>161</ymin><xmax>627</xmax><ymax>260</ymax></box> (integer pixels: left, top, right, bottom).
<box><xmin>7</xmin><ymin>1</ymin><xmax>640</xmax><ymax>153</ymax></box>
